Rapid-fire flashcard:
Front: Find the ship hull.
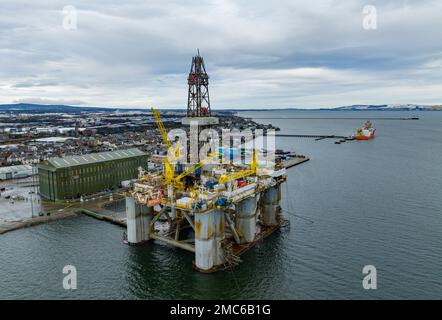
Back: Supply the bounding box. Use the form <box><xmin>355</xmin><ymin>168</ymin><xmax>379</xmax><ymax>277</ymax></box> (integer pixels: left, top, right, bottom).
<box><xmin>355</xmin><ymin>133</ymin><xmax>375</xmax><ymax>140</ymax></box>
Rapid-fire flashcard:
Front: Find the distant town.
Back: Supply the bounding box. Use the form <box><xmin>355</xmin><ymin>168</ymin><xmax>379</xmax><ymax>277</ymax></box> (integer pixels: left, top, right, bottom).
<box><xmin>0</xmin><ymin>104</ymin><xmax>274</xmax><ymax>168</ymax></box>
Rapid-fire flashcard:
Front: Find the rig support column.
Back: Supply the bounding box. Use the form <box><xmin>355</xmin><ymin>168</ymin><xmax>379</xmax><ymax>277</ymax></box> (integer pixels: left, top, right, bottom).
<box><xmin>261</xmin><ymin>186</ymin><xmax>280</xmax><ymax>226</ymax></box>
<box><xmin>277</xmin><ymin>184</ymin><xmax>283</xmax><ymax>222</ymax></box>
<box><xmin>195</xmin><ymin>210</ymin><xmax>215</xmax><ymax>271</ymax></box>
<box><xmin>140</xmin><ymin>205</ymin><xmax>152</xmax><ymax>242</ymax></box>
<box><xmin>126</xmin><ymin>197</ymin><xmax>151</xmax><ymax>244</ymax></box>
<box><xmin>236</xmin><ymin>194</ymin><xmax>259</xmax><ymax>243</ymax></box>
<box><xmin>213</xmin><ymin>209</ymin><xmax>225</xmax><ymax>266</ymax></box>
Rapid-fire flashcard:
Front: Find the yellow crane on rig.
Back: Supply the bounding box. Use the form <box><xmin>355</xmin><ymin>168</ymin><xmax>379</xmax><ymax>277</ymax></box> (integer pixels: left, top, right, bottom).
<box><xmin>173</xmin><ymin>152</ymin><xmax>220</xmax><ymax>190</ymax></box>
<box><xmin>152</xmin><ymin>106</ymin><xmax>257</xmax><ymax>190</ymax></box>
<box><xmin>151</xmin><ymin>107</ymin><xmax>180</xmax><ymax>185</ymax></box>
<box><xmin>152</xmin><ymin>107</ymin><xmax>172</xmax><ymax>149</ymax></box>
<box><xmin>152</xmin><ymin>107</ymin><xmax>220</xmax><ymax>189</ymax></box>
<box><xmin>218</xmin><ymin>150</ymin><xmax>259</xmax><ymax>184</ymax></box>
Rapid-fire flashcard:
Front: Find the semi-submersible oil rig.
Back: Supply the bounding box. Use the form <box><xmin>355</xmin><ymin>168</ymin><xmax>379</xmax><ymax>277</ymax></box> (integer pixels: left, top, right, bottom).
<box><xmin>125</xmin><ymin>52</ymin><xmax>287</xmax><ymax>272</ymax></box>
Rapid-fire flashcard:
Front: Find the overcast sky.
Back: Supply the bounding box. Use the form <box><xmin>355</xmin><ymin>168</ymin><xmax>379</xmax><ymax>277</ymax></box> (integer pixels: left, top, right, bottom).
<box><xmin>0</xmin><ymin>0</ymin><xmax>441</xmax><ymax>109</ymax></box>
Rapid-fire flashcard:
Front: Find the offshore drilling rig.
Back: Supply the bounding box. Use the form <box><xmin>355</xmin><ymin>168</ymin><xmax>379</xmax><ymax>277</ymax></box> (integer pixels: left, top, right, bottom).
<box><xmin>125</xmin><ymin>51</ymin><xmax>287</xmax><ymax>272</ymax></box>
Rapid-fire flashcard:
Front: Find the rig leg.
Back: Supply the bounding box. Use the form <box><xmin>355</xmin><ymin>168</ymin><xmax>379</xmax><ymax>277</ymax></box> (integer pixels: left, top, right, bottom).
<box><xmin>213</xmin><ymin>209</ymin><xmax>226</xmax><ymax>266</ymax></box>
<box><xmin>126</xmin><ymin>197</ymin><xmax>151</xmax><ymax>244</ymax></box>
<box><xmin>140</xmin><ymin>205</ymin><xmax>152</xmax><ymax>242</ymax></box>
<box><xmin>236</xmin><ymin>194</ymin><xmax>259</xmax><ymax>243</ymax></box>
<box><xmin>195</xmin><ymin>210</ymin><xmax>215</xmax><ymax>271</ymax></box>
<box><xmin>261</xmin><ymin>186</ymin><xmax>281</xmax><ymax>226</ymax></box>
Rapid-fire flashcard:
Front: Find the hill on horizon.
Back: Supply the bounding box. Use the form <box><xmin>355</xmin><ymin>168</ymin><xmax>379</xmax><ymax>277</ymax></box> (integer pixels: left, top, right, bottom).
<box><xmin>0</xmin><ymin>103</ymin><xmax>441</xmax><ymax>113</ymax></box>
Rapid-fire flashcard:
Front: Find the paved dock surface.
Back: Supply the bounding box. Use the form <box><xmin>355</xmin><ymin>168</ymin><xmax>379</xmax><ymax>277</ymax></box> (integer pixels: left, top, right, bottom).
<box><xmin>283</xmin><ymin>157</ymin><xmax>310</xmax><ymax>168</ymax></box>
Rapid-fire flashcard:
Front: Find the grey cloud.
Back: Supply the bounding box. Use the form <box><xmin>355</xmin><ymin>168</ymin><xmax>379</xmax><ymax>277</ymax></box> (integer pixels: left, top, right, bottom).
<box><xmin>13</xmin><ymin>81</ymin><xmax>59</xmax><ymax>88</ymax></box>
<box><xmin>0</xmin><ymin>0</ymin><xmax>441</xmax><ymax>108</ymax></box>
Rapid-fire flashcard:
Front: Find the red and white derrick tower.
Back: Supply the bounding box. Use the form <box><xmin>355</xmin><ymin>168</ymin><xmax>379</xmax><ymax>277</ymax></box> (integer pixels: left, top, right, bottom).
<box><xmin>182</xmin><ymin>50</ymin><xmax>218</xmax><ymax>126</ymax></box>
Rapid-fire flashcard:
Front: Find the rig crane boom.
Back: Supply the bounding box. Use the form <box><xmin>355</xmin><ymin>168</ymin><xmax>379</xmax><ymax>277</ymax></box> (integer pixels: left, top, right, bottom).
<box><xmin>173</xmin><ymin>152</ymin><xmax>220</xmax><ymax>189</ymax></box>
<box><xmin>218</xmin><ymin>150</ymin><xmax>258</xmax><ymax>184</ymax></box>
<box><xmin>151</xmin><ymin>107</ymin><xmax>179</xmax><ymax>185</ymax></box>
<box><xmin>152</xmin><ymin>107</ymin><xmax>171</xmax><ymax>148</ymax></box>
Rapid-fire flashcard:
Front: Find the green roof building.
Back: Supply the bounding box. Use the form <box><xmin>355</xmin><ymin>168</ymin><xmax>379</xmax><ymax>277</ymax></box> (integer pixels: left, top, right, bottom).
<box><xmin>38</xmin><ymin>148</ymin><xmax>148</xmax><ymax>201</ymax></box>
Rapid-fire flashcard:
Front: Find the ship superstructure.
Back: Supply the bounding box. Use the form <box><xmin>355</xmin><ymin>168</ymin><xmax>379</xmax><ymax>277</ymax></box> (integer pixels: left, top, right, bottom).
<box><xmin>355</xmin><ymin>120</ymin><xmax>376</xmax><ymax>140</ymax></box>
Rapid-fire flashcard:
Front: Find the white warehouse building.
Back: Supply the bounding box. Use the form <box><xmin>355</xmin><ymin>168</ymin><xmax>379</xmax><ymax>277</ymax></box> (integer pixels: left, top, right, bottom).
<box><xmin>0</xmin><ymin>165</ymin><xmax>35</xmax><ymax>180</ymax></box>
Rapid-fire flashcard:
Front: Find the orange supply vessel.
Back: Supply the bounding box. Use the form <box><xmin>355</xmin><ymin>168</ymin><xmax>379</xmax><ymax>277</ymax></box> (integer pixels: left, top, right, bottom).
<box><xmin>355</xmin><ymin>121</ymin><xmax>376</xmax><ymax>140</ymax></box>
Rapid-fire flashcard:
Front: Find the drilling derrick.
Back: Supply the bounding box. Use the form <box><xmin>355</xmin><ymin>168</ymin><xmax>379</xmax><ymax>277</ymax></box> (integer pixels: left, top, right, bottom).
<box><xmin>187</xmin><ymin>51</ymin><xmax>211</xmax><ymax>117</ymax></box>
<box><xmin>182</xmin><ymin>50</ymin><xmax>218</xmax><ymax>126</ymax></box>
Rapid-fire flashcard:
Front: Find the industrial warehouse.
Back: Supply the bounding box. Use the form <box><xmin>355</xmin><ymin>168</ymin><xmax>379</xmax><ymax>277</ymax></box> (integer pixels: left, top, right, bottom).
<box><xmin>0</xmin><ymin>165</ymin><xmax>34</xmax><ymax>180</ymax></box>
<box><xmin>37</xmin><ymin>148</ymin><xmax>148</xmax><ymax>201</ymax></box>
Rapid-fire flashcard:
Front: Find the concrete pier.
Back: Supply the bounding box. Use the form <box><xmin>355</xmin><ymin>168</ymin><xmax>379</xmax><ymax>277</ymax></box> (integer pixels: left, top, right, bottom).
<box><xmin>194</xmin><ymin>210</ymin><xmax>215</xmax><ymax>271</ymax></box>
<box><xmin>282</xmin><ymin>156</ymin><xmax>309</xmax><ymax>169</ymax></box>
<box><xmin>236</xmin><ymin>194</ymin><xmax>259</xmax><ymax>243</ymax></box>
<box><xmin>126</xmin><ymin>196</ymin><xmax>152</xmax><ymax>244</ymax></box>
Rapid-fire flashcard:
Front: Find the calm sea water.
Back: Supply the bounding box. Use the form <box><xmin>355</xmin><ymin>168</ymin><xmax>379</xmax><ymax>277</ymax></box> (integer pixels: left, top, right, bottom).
<box><xmin>1</xmin><ymin>110</ymin><xmax>441</xmax><ymax>299</ymax></box>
